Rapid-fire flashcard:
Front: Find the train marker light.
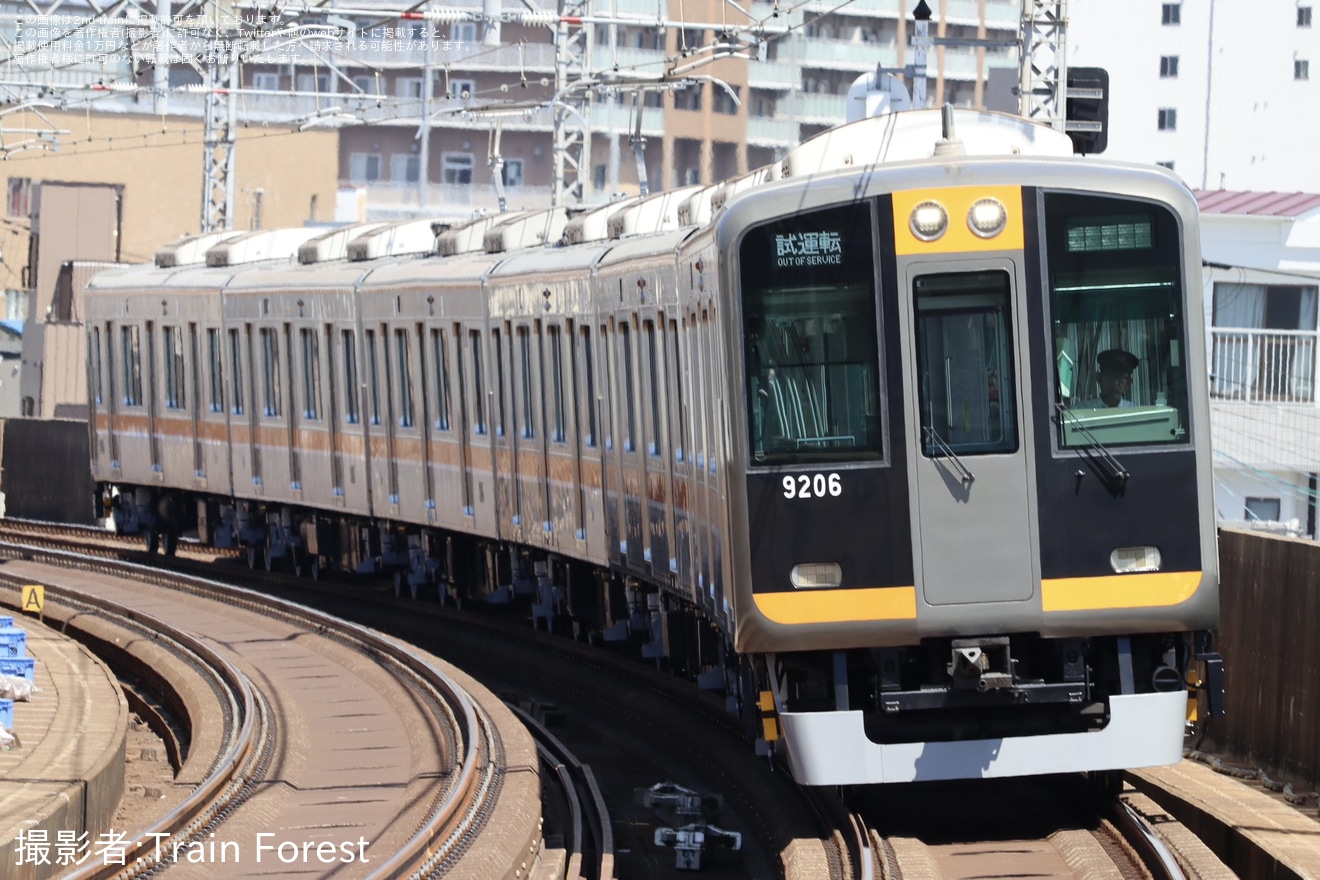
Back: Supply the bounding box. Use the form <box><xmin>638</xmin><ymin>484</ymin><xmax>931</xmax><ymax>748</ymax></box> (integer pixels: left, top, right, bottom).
<box><xmin>909</xmin><ymin>201</ymin><xmax>948</xmax><ymax>241</ymax></box>
<box><xmin>967</xmin><ymin>198</ymin><xmax>1008</xmax><ymax>238</ymax></box>
<box><xmin>790</xmin><ymin>563</ymin><xmax>843</xmax><ymax>589</ymax></box>
<box><xmin>1109</xmin><ymin>546</ymin><xmax>1161</xmax><ymax>574</ymax></box>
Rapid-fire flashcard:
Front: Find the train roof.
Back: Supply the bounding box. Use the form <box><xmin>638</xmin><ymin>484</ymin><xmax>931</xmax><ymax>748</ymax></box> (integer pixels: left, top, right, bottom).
<box><xmin>487</xmin><ymin>242</ymin><xmax>614</xmax><ymax>279</ymax></box>
<box><xmin>153</xmin><ymin>230</ymin><xmax>246</xmax><ymax>267</ymax></box>
<box><xmin>780</xmin><ymin>107</ymin><xmax>1074</xmax><ymax>179</ymax></box>
<box><xmin>297</xmin><ymin>223</ymin><xmax>390</xmax><ymax>264</ymax></box>
<box><xmin>358</xmin><ymin>248</ymin><xmax>505</xmax><ymax>290</ymax></box>
<box><xmin>595</xmin><ymin>227</ymin><xmax>695</xmax><ymax>269</ymax></box>
<box><xmin>562</xmin><ymin>196</ymin><xmax>643</xmax><ymax>245</ymax></box>
<box><xmin>222</xmin><ymin>257</ymin><xmax>388</xmax><ymax>293</ymax></box>
<box><xmin>346</xmin><ymin>218</ymin><xmax>440</xmax><ymax>261</ymax></box>
<box><xmin>205</xmin><ymin>227</ymin><xmax>323</xmax><ymax>266</ymax></box>
<box><xmin>483</xmin><ymin>208</ymin><xmax>569</xmax><ymax>253</ymax></box>
<box><xmin>608</xmin><ymin>186</ymin><xmax>702</xmax><ymax>239</ymax></box>
<box><xmin>436</xmin><ymin>212</ymin><xmax>528</xmax><ymax>256</ymax></box>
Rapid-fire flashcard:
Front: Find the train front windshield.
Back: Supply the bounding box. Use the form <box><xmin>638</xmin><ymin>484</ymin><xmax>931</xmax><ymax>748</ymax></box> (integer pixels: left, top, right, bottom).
<box><xmin>1044</xmin><ymin>193</ymin><xmax>1192</xmax><ymax>449</ymax></box>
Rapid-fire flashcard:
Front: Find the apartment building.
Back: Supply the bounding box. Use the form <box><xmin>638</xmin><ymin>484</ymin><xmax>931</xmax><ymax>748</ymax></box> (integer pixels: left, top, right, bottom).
<box><xmin>234</xmin><ymin>0</ymin><xmax>1021</xmax><ymax>220</ymax></box>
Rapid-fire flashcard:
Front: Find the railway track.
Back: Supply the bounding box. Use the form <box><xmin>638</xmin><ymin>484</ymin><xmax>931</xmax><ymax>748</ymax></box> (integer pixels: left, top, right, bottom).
<box><xmin>0</xmin><ymin>519</ymin><xmax>1242</xmax><ymax>880</ymax></box>
<box><xmin>0</xmin><ymin>532</ymin><xmax>527</xmax><ymax>880</ymax></box>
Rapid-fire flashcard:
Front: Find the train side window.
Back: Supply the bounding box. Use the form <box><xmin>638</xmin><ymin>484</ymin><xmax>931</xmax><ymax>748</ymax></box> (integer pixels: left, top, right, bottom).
<box><xmin>90</xmin><ymin>327</ymin><xmax>103</xmax><ymax>406</ymax></box>
<box><xmin>121</xmin><ymin>325</ymin><xmax>142</xmax><ymax>407</ymax></box>
<box><xmin>395</xmin><ymin>328</ymin><xmax>414</xmax><ymax>428</ymax></box>
<box><xmin>619</xmin><ymin>322</ymin><xmax>636</xmax><ymax>452</ymax></box>
<box><xmin>1044</xmin><ymin>192</ymin><xmax>1190</xmax><ymax>448</ymax></box>
<box><xmin>103</xmin><ymin>323</ymin><xmax>116</xmax><ymax>409</ymax></box>
<box><xmin>207</xmin><ymin>329</ymin><xmax>224</xmax><ymax>413</ymax></box>
<box><xmin>432</xmin><ymin>329</ymin><xmax>451</xmax><ymax>431</ymax></box>
<box><xmin>301</xmin><ymin>328</ymin><xmax>322</xmax><ymax>420</ymax></box>
<box><xmin>739</xmin><ymin>200</ymin><xmax>883</xmax><ymax>466</ymax></box>
<box><xmin>600</xmin><ymin>323</ymin><xmax>614</xmax><ymax>451</ymax></box>
<box><xmin>342</xmin><ymin>330</ymin><xmax>360</xmax><ymax>424</ymax></box>
<box><xmin>365</xmin><ymin>329</ymin><xmax>382</xmax><ymax>426</ymax></box>
<box><xmin>580</xmin><ymin>326</ymin><xmax>597</xmax><ymax>447</ymax></box>
<box><xmin>470</xmin><ymin>329</ymin><xmax>487</xmax><ymax>435</ymax></box>
<box><xmin>644</xmin><ymin>319</ymin><xmax>662</xmax><ymax>457</ymax></box>
<box><xmin>548</xmin><ymin>325</ymin><xmax>565</xmax><ymax>443</ymax></box>
<box><xmin>228</xmin><ymin>329</ymin><xmax>244</xmax><ymax>415</ymax></box>
<box><xmin>517</xmin><ymin>325</ymin><xmax>534</xmax><ymax>439</ymax></box>
<box><xmin>670</xmin><ymin>318</ymin><xmax>685</xmax><ymax>463</ymax></box>
<box><xmin>492</xmin><ymin>328</ymin><xmax>507</xmax><ymax>438</ymax></box>
<box><xmin>164</xmin><ymin>326</ymin><xmax>186</xmax><ymax>409</ymax></box>
<box><xmin>260</xmin><ymin>327</ymin><xmax>281</xmax><ymax>417</ymax></box>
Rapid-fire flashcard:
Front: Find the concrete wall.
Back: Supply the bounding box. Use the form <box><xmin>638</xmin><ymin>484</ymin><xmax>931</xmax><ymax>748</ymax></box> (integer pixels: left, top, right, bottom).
<box><xmin>1209</xmin><ymin>528</ymin><xmax>1320</xmax><ymax>787</ymax></box>
<box><xmin>0</xmin><ymin>108</ymin><xmax>339</xmax><ymax>297</ymax></box>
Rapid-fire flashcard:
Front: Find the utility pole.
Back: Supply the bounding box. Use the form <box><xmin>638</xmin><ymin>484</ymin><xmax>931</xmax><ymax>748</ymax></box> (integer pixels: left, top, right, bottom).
<box><xmin>551</xmin><ymin>0</ymin><xmax>592</xmax><ymax>207</ymax></box>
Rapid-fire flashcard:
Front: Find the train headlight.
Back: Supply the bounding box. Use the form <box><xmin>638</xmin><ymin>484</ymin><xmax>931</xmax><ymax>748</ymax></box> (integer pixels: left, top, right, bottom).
<box><xmin>909</xmin><ymin>201</ymin><xmax>948</xmax><ymax>241</ymax></box>
<box><xmin>967</xmin><ymin>198</ymin><xmax>1008</xmax><ymax>238</ymax></box>
<box><xmin>1109</xmin><ymin>546</ymin><xmax>1162</xmax><ymax>574</ymax></box>
<box><xmin>790</xmin><ymin>563</ymin><xmax>843</xmax><ymax>589</ymax></box>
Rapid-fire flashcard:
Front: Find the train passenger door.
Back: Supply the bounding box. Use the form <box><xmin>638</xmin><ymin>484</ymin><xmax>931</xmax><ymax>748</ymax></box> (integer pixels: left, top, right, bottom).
<box><xmin>145</xmin><ymin>321</ymin><xmax>162</xmax><ymax>473</ymax></box>
<box><xmin>491</xmin><ymin>325</ymin><xmax>520</xmax><ymax>541</ymax></box>
<box><xmin>325</xmin><ymin>325</ymin><xmax>345</xmax><ymax>497</ymax></box>
<box><xmin>905</xmin><ymin>266</ymin><xmax>1035</xmax><ymax>605</ymax></box>
<box><xmin>189</xmin><ymin>324</ymin><xmax>203</xmax><ymax>479</ymax></box>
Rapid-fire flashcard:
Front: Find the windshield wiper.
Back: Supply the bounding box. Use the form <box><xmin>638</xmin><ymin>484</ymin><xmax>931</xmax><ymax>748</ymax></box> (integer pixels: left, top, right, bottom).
<box><xmin>1055</xmin><ymin>403</ymin><xmax>1130</xmax><ymax>495</ymax></box>
<box><xmin>923</xmin><ymin>425</ymin><xmax>975</xmax><ymax>486</ymax></box>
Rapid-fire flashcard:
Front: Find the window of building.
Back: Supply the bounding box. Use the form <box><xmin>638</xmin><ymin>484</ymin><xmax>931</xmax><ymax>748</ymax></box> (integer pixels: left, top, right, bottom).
<box><xmin>676</xmin><ymin>83</ymin><xmax>702</xmax><ymax>111</ymax></box>
<box><xmin>1161</xmin><ymin>3</ymin><xmax>1180</xmax><ymax>24</ymax></box>
<box><xmin>348</xmin><ymin>153</ymin><xmax>382</xmax><ymax>183</ymax></box>
<box><xmin>713</xmin><ymin>84</ymin><xmax>741</xmax><ymax>115</ymax></box>
<box><xmin>7</xmin><ymin>178</ymin><xmax>30</xmax><ymax>218</ymax></box>
<box><xmin>1297</xmin><ymin>59</ymin><xmax>1310</xmax><ymax>80</ymax></box>
<box><xmin>1159</xmin><ymin>55</ymin><xmax>1179</xmax><ymax>77</ymax></box>
<box><xmin>446</xmin><ymin>78</ymin><xmax>474</xmax><ymax>100</ymax></box>
<box><xmin>1245</xmin><ymin>497</ymin><xmax>1281</xmax><ymax>522</ymax></box>
<box><xmin>1158</xmin><ymin>108</ymin><xmax>1177</xmax><ymax>130</ymax></box>
<box><xmin>297</xmin><ymin>73</ymin><xmax>329</xmax><ymax>93</ymax></box>
<box><xmin>593</xmin><ymin>164</ymin><xmax>607</xmax><ymax>190</ymax></box>
<box><xmin>390</xmin><ymin>154</ymin><xmax>421</xmax><ymax>183</ymax></box>
<box><xmin>352</xmin><ymin>74</ymin><xmax>376</xmax><ymax>95</ymax></box>
<box><xmin>396</xmin><ymin>76</ymin><xmax>424</xmax><ymax>99</ymax></box>
<box><xmin>1300</xmin><ymin>6</ymin><xmax>1313</xmax><ymax>27</ymax></box>
<box><xmin>253</xmin><ymin>71</ymin><xmax>279</xmax><ymax>90</ymax></box>
<box><xmin>451</xmin><ymin>21</ymin><xmax>477</xmax><ymax>43</ymax></box>
<box><xmin>442</xmin><ymin>152</ymin><xmax>474</xmax><ymax>185</ymax></box>
<box><xmin>501</xmin><ymin>159</ymin><xmax>524</xmax><ymax>188</ymax></box>
<box><xmin>164</xmin><ymin>326</ymin><xmax>186</xmax><ymax>409</ymax></box>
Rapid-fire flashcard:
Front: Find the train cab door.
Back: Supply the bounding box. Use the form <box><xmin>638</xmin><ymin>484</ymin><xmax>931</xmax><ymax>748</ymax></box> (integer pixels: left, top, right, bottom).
<box><xmin>903</xmin><ymin>265</ymin><xmax>1037</xmax><ymax>606</ymax></box>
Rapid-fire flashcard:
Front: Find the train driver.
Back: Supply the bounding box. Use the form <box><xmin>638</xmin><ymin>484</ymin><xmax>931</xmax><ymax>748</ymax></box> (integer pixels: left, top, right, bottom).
<box><xmin>1074</xmin><ymin>348</ymin><xmax>1139</xmax><ymax>409</ymax></box>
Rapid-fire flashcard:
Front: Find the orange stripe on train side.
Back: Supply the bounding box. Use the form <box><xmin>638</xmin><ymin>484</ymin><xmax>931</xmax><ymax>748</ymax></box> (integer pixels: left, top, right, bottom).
<box><xmin>753</xmin><ymin>586</ymin><xmax>917</xmax><ymax>624</ymax></box>
<box><xmin>1041</xmin><ymin>571</ymin><xmax>1202</xmax><ymax>612</ymax></box>
<box><xmin>891</xmin><ymin>185</ymin><xmax>1024</xmax><ymax>256</ymax></box>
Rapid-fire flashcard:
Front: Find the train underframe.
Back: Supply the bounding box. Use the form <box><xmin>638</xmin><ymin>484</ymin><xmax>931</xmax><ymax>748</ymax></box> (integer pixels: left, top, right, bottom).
<box><xmin>107</xmin><ymin>483</ymin><xmax>1223</xmax><ymax>786</ymax></box>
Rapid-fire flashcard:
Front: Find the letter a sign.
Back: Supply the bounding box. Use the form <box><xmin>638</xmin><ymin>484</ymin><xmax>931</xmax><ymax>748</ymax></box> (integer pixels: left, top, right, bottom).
<box><xmin>21</xmin><ymin>584</ymin><xmax>43</xmax><ymax>615</ymax></box>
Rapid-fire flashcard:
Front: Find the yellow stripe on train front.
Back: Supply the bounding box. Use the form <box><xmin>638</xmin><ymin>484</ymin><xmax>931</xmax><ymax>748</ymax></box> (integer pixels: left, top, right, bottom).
<box><xmin>753</xmin><ymin>586</ymin><xmax>918</xmax><ymax>624</ymax></box>
<box><xmin>1041</xmin><ymin>571</ymin><xmax>1202</xmax><ymax>612</ymax></box>
<box><xmin>891</xmin><ymin>185</ymin><xmax>1024</xmax><ymax>255</ymax></box>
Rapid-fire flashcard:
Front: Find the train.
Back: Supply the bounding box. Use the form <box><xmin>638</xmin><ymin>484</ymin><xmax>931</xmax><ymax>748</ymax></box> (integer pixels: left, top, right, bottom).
<box><xmin>86</xmin><ymin>104</ymin><xmax>1223</xmax><ymax>786</ymax></box>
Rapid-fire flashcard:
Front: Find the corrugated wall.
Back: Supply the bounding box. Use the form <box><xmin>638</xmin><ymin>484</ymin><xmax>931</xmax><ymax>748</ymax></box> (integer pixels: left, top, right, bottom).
<box><xmin>0</xmin><ymin>418</ymin><xmax>94</xmax><ymax>523</ymax></box>
<box><xmin>1209</xmin><ymin>528</ymin><xmax>1320</xmax><ymax>788</ymax></box>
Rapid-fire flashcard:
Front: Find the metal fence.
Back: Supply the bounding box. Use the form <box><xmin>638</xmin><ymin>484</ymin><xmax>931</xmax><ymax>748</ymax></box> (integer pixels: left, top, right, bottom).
<box><xmin>1210</xmin><ymin>328</ymin><xmax>1318</xmax><ymax>404</ymax></box>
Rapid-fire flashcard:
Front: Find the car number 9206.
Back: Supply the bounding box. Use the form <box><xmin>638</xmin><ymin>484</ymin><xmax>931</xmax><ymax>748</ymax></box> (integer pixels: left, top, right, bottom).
<box><xmin>782</xmin><ymin>473</ymin><xmax>842</xmax><ymax>499</ymax></box>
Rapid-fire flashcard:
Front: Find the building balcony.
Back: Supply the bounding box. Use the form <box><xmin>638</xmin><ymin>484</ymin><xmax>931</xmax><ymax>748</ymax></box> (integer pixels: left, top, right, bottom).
<box><xmin>748</xmin><ymin>60</ymin><xmax>800</xmax><ymax>89</ymax></box>
<box><xmin>1210</xmin><ymin>328</ymin><xmax>1318</xmax><ymax>405</ymax></box>
<box><xmin>795</xmin><ymin>38</ymin><xmax>897</xmax><ymax>72</ymax></box>
<box><xmin>746</xmin><ymin>115</ymin><xmax>799</xmax><ymax>147</ymax></box>
<box><xmin>589</xmin><ymin>101</ymin><xmax>665</xmax><ymax>135</ymax></box>
<box><xmin>793</xmin><ymin>92</ymin><xmax>848</xmax><ymax>123</ymax></box>
<box><xmin>349</xmin><ymin>181</ymin><xmax>556</xmax><ymax>222</ymax></box>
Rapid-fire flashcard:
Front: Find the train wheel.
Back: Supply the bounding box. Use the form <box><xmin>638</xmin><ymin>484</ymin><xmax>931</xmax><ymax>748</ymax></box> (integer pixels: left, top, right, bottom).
<box><xmin>246</xmin><ymin>545</ymin><xmax>258</xmax><ymax>570</ymax></box>
<box><xmin>162</xmin><ymin>532</ymin><xmax>178</xmax><ymax>558</ymax></box>
<box><xmin>393</xmin><ymin>571</ymin><xmax>403</xmax><ymax>597</ymax></box>
<box><xmin>146</xmin><ymin>530</ymin><xmax>160</xmax><ymax>555</ymax></box>
<box><xmin>310</xmin><ymin>560</ymin><xmax>322</xmax><ymax>581</ymax></box>
<box><xmin>292</xmin><ymin>550</ymin><xmax>305</xmax><ymax>578</ymax></box>
<box><xmin>263</xmin><ymin>545</ymin><xmax>275</xmax><ymax>572</ymax></box>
